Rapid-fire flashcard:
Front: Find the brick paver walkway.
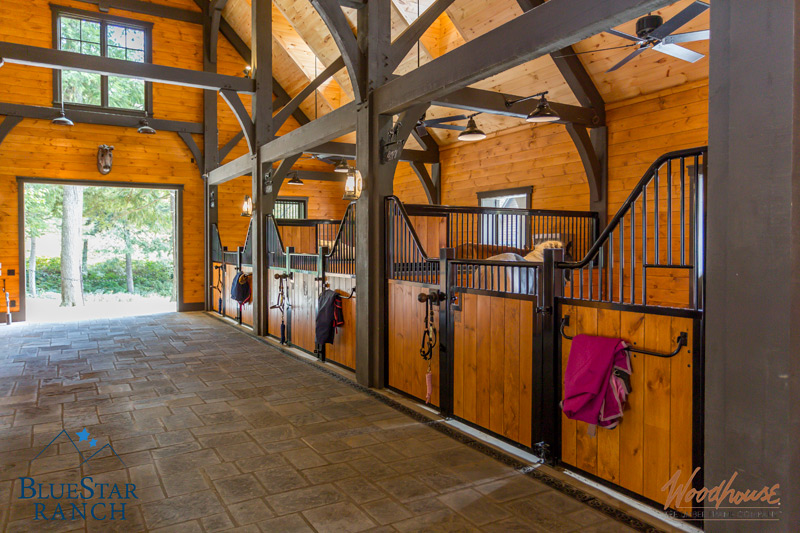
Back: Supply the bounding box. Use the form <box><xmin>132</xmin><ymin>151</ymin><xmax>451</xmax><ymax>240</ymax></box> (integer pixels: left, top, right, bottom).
<box><xmin>0</xmin><ymin>313</ymin><xmax>646</xmax><ymax>532</ymax></box>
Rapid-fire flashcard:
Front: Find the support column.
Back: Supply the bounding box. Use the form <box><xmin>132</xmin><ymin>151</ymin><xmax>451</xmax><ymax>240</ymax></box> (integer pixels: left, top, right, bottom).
<box><xmin>250</xmin><ymin>0</ymin><xmax>273</xmax><ymax>336</ymax></box>
<box><xmin>203</xmin><ymin>1</ymin><xmax>219</xmax><ymax>311</ymax></box>
<box><xmin>706</xmin><ymin>1</ymin><xmax>799</xmax><ymax>531</ymax></box>
<box><xmin>354</xmin><ymin>0</ymin><xmax>393</xmax><ymax>387</ymax></box>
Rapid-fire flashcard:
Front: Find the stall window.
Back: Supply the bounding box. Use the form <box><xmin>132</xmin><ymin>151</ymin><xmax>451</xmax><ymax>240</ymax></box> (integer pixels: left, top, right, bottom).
<box><xmin>274</xmin><ymin>199</ymin><xmax>307</xmax><ymax>219</ymax></box>
<box><xmin>477</xmin><ymin>186</ymin><xmax>533</xmax><ymax>248</ymax></box>
<box><xmin>53</xmin><ymin>6</ymin><xmax>153</xmax><ymax>113</ymax></box>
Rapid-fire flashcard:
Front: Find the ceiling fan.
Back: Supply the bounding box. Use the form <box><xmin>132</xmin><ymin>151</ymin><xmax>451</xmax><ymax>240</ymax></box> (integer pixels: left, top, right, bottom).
<box><xmin>605</xmin><ymin>0</ymin><xmax>709</xmax><ymax>72</ymax></box>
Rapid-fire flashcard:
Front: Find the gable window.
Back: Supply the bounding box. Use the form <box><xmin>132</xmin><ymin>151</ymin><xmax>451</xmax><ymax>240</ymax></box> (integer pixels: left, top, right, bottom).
<box><xmin>53</xmin><ymin>6</ymin><xmax>153</xmax><ymax>113</ymax></box>
<box><xmin>477</xmin><ymin>186</ymin><xmax>533</xmax><ymax>249</ymax></box>
<box><xmin>274</xmin><ymin>199</ymin><xmax>307</xmax><ymax>220</ymax></box>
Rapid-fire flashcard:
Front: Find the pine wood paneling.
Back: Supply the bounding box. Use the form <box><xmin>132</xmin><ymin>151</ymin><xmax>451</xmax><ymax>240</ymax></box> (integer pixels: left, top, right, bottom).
<box><xmin>289</xmin><ymin>271</ymin><xmax>316</xmax><ymax>353</ymax></box>
<box><xmin>387</xmin><ymin>280</ymin><xmax>440</xmax><ymax>406</ymax></box>
<box><xmin>559</xmin><ymin>305</ymin><xmax>695</xmax><ymax>512</ymax></box>
<box><xmin>324</xmin><ymin>275</ymin><xmax>356</xmax><ymax>370</ymax></box>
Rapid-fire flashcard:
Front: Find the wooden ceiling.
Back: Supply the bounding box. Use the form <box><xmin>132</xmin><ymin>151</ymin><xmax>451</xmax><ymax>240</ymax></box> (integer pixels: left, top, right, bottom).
<box><xmin>220</xmin><ymin>0</ymin><xmax>710</xmax><ymax>146</ymax></box>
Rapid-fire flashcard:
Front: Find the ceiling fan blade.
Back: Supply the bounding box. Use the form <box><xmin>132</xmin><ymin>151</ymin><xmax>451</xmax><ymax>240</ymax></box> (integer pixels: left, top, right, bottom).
<box><xmin>652</xmin><ymin>42</ymin><xmax>704</xmax><ymax>63</ymax></box>
<box><xmin>422</xmin><ymin>115</ymin><xmax>468</xmax><ymax>126</ymax></box>
<box><xmin>649</xmin><ymin>1</ymin><xmax>709</xmax><ymax>40</ymax></box>
<box><xmin>606</xmin><ymin>46</ymin><xmax>648</xmax><ymax>72</ymax></box>
<box><xmin>429</xmin><ymin>124</ymin><xmax>466</xmax><ymax>131</ymax></box>
<box><xmin>662</xmin><ymin>29</ymin><xmax>710</xmax><ymax>45</ymax></box>
<box><xmin>606</xmin><ymin>28</ymin><xmax>640</xmax><ymax>42</ymax></box>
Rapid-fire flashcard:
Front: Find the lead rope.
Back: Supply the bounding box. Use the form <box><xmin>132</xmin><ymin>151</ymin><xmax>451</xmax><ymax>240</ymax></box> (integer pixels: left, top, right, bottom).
<box><xmin>270</xmin><ymin>275</ymin><xmax>287</xmax><ymax>344</ymax></box>
<box><xmin>419</xmin><ymin>297</ymin><xmax>437</xmax><ymax>404</ymax></box>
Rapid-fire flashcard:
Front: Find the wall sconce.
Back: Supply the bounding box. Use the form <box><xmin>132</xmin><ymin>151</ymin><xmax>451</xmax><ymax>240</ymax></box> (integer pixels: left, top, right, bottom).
<box><xmin>243</xmin><ymin>65</ymin><xmax>252</xmax><ymax>78</ymax></box>
<box><xmin>241</xmin><ymin>195</ymin><xmax>253</xmax><ymax>217</ymax></box>
<box><xmin>209</xmin><ymin>189</ymin><xmax>216</xmax><ymax>208</ymax></box>
<box><xmin>343</xmin><ymin>166</ymin><xmax>363</xmax><ymax>201</ymax></box>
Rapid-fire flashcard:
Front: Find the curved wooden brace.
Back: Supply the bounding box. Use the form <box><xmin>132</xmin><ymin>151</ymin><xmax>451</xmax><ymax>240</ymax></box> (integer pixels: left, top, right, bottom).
<box><xmin>219</xmin><ymin>131</ymin><xmax>244</xmax><ymax>161</ymax></box>
<box><xmin>270</xmin><ymin>154</ymin><xmax>303</xmax><ymax>194</ymax></box>
<box><xmin>566</xmin><ymin>123</ymin><xmax>608</xmax><ymax>225</ymax></box>
<box><xmin>309</xmin><ymin>0</ymin><xmax>363</xmax><ymax>101</ymax></box>
<box><xmin>387</xmin><ymin>0</ymin><xmax>455</xmax><ymax>73</ymax></box>
<box><xmin>0</xmin><ymin>116</ymin><xmax>23</xmax><ymax>147</ymax></box>
<box><xmin>178</xmin><ymin>131</ymin><xmax>204</xmax><ymax>175</ymax></box>
<box><xmin>410</xmin><ymin>161</ymin><xmax>441</xmax><ymax>205</ymax></box>
<box><xmin>220</xmin><ymin>89</ymin><xmax>255</xmax><ymax>153</ymax></box>
<box><xmin>273</xmin><ymin>56</ymin><xmax>345</xmax><ymax>132</ymax></box>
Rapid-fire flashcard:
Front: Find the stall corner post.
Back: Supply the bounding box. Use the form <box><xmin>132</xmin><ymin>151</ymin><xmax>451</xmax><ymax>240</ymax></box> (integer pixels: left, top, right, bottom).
<box><xmin>540</xmin><ymin>248</ymin><xmax>564</xmax><ymax>462</ymax></box>
<box><xmin>438</xmin><ymin>247</ymin><xmax>456</xmax><ymax>417</ymax></box>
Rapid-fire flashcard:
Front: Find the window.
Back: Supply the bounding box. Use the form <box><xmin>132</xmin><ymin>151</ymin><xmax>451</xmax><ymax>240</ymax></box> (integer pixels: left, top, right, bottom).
<box><xmin>477</xmin><ymin>186</ymin><xmax>533</xmax><ymax>248</ymax></box>
<box><xmin>53</xmin><ymin>6</ymin><xmax>153</xmax><ymax>113</ymax></box>
<box><xmin>274</xmin><ymin>199</ymin><xmax>307</xmax><ymax>219</ymax></box>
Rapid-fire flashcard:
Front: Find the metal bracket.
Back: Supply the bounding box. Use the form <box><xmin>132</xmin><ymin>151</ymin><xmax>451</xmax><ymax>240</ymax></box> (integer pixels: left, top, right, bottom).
<box><xmin>381</xmin><ymin>121</ymin><xmax>405</xmax><ymax>163</ymax></box>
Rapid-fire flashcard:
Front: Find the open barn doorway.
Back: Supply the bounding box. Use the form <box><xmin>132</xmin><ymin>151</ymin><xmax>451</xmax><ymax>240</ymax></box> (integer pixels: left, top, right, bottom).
<box><xmin>19</xmin><ymin>178</ymin><xmax>181</xmax><ymax>323</ymax></box>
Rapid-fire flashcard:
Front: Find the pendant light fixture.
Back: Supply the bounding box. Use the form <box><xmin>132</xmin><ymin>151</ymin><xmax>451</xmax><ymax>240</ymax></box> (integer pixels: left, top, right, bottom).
<box><xmin>334</xmin><ymin>159</ymin><xmax>349</xmax><ymax>173</ymax></box>
<box><xmin>342</xmin><ymin>166</ymin><xmax>363</xmax><ymax>201</ymax></box>
<box><xmin>241</xmin><ymin>195</ymin><xmax>253</xmax><ymax>217</ymax></box>
<box><xmin>137</xmin><ymin>114</ymin><xmax>156</xmax><ymax>135</ymax></box>
<box><xmin>52</xmin><ymin>100</ymin><xmax>74</xmax><ymax>127</ymax></box>
<box><xmin>287</xmin><ymin>172</ymin><xmax>304</xmax><ymax>186</ymax></box>
<box><xmin>526</xmin><ymin>93</ymin><xmax>560</xmax><ymax>123</ymax></box>
<box><xmin>458</xmin><ymin>114</ymin><xmax>486</xmax><ymax>142</ymax></box>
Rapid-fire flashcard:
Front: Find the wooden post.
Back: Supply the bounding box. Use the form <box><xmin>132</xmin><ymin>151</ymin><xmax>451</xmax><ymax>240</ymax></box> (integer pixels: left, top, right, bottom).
<box><xmin>202</xmin><ymin>1</ymin><xmax>219</xmax><ymax>311</ymax></box>
<box><xmin>250</xmin><ymin>0</ymin><xmax>273</xmax><ymax>336</ymax></box>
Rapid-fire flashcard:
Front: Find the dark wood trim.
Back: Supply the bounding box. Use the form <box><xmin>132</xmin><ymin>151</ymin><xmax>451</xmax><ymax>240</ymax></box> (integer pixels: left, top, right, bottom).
<box><xmin>16</xmin><ymin>176</ymin><xmax>185</xmax><ymax>322</ymax></box>
<box><xmin>219</xmin><ymin>132</ymin><xmax>244</xmax><ymax>161</ymax></box>
<box><xmin>387</xmin><ymin>0</ymin><xmax>456</xmax><ymax>73</ymax></box>
<box><xmin>433</xmin><ymin>87</ymin><xmax>601</xmax><ymax>126</ymax></box>
<box><xmin>220</xmin><ymin>89</ymin><xmax>255</xmax><ymax>152</ymax></box>
<box><xmin>51</xmin><ymin>4</ymin><xmax>154</xmax><ymax>115</ymax></box>
<box><xmin>0</xmin><ymin>41</ymin><xmax>254</xmax><ymax>93</ymax></box>
<box><xmin>0</xmin><ymin>116</ymin><xmax>23</xmax><ymax>146</ymax></box>
<box><xmin>410</xmin><ymin>161</ymin><xmax>439</xmax><ymax>204</ymax></box>
<box><xmin>477</xmin><ymin>185</ymin><xmax>533</xmax><ymax>208</ymax></box>
<box><xmin>68</xmin><ymin>0</ymin><xmax>203</xmax><ymax>24</ymax></box>
<box><xmin>178</xmin><ymin>302</ymin><xmax>205</xmax><ymax>312</ymax></box>
<box><xmin>178</xmin><ymin>132</ymin><xmax>204</xmax><ymax>175</ymax></box>
<box><xmin>309</xmin><ymin>0</ymin><xmax>363</xmax><ymax>101</ymax></box>
<box><xmin>373</xmin><ymin>0</ymin><xmax>672</xmax><ymax>115</ymax></box>
<box><xmin>272</xmin><ymin>57</ymin><xmax>345</xmax><ymax>132</ymax></box>
<box><xmin>0</xmin><ymin>103</ymin><xmax>203</xmax><ymax>133</ymax></box>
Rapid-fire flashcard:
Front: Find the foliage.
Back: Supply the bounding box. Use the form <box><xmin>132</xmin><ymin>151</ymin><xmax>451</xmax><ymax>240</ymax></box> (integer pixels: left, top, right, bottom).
<box><xmin>29</xmin><ymin>257</ymin><xmax>174</xmax><ymax>297</ymax></box>
<box><xmin>24</xmin><ymin>184</ymin><xmax>62</xmax><ymax>240</ymax></box>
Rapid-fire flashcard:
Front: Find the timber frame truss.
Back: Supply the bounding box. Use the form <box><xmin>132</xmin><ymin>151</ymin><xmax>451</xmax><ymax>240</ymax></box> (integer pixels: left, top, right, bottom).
<box><xmin>0</xmin><ymin>0</ymin><xmax>677</xmax><ymax>387</ymax></box>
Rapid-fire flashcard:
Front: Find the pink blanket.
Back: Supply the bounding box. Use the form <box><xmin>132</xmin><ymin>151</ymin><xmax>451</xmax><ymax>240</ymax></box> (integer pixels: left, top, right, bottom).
<box><xmin>562</xmin><ymin>334</ymin><xmax>632</xmax><ymax>430</ymax></box>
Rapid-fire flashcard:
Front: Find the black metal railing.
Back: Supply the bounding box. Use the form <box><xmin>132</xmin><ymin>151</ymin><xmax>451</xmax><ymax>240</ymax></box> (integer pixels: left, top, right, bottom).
<box><xmin>449</xmin><ymin>258</ymin><xmax>540</xmax><ymax>296</ymax></box>
<box><xmin>325</xmin><ymin>202</ymin><xmax>357</xmax><ymax>276</ymax></box>
<box><xmin>386</xmin><ymin>197</ymin><xmax>440</xmax><ymax>284</ymax></box>
<box><xmin>555</xmin><ymin>146</ymin><xmax>707</xmax><ymax>310</ymax></box>
<box><xmin>403</xmin><ymin>202</ymin><xmax>599</xmax><ymax>261</ymax></box>
<box><xmin>266</xmin><ymin>216</ymin><xmax>287</xmax><ymax>269</ymax></box>
<box><xmin>289</xmin><ymin>253</ymin><xmax>318</xmax><ymax>273</ymax></box>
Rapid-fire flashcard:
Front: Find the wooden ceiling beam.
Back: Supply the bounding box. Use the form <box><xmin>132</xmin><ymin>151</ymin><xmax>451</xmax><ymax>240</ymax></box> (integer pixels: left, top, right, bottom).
<box><xmin>387</xmin><ymin>0</ymin><xmax>455</xmax><ymax>73</ymax></box>
<box><xmin>310</xmin><ymin>0</ymin><xmax>364</xmax><ymax>100</ymax></box>
<box><xmin>71</xmin><ymin>0</ymin><xmax>202</xmax><ymax>24</ymax></box>
<box><xmin>374</xmin><ymin>0</ymin><xmax>673</xmax><ymax>115</ymax></box>
<box><xmin>273</xmin><ymin>57</ymin><xmax>346</xmax><ymax>132</ymax></box>
<box><xmin>0</xmin><ymin>41</ymin><xmax>254</xmax><ymax>93</ymax></box>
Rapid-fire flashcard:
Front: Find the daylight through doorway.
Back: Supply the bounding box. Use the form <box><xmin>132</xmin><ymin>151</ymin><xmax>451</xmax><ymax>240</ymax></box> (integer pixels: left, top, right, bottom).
<box><xmin>22</xmin><ymin>182</ymin><xmax>179</xmax><ymax>323</ymax></box>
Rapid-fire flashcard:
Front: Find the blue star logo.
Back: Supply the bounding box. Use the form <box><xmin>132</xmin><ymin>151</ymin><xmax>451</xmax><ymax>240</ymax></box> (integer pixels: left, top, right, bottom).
<box><xmin>76</xmin><ymin>428</ymin><xmax>90</xmax><ymax>442</ymax></box>
<box><xmin>89</xmin><ymin>438</ymin><xmax>97</xmax><ymax>447</ymax></box>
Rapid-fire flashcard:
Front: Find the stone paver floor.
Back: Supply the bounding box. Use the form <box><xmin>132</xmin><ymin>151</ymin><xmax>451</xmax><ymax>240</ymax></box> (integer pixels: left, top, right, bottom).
<box><xmin>0</xmin><ymin>312</ymin><xmax>643</xmax><ymax>532</ymax></box>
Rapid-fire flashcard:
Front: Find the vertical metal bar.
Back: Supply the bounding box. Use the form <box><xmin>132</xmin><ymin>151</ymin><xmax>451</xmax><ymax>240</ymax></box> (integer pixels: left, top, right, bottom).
<box><xmin>630</xmin><ymin>201</ymin><xmax>635</xmax><ymax>304</ymax></box>
<box><xmin>654</xmin><ymin>165</ymin><xmax>660</xmax><ymax>265</ymax></box>
<box><xmin>680</xmin><ymin>156</ymin><xmax>686</xmax><ymax>266</ymax></box>
<box><xmin>608</xmin><ymin>232</ymin><xmax>613</xmax><ymax>302</ymax></box>
<box><xmin>667</xmin><ymin>159</ymin><xmax>673</xmax><ymax>265</ymax></box>
<box><xmin>642</xmin><ymin>182</ymin><xmax>648</xmax><ymax>305</ymax></box>
<box><xmin>619</xmin><ymin>217</ymin><xmax>624</xmax><ymax>303</ymax></box>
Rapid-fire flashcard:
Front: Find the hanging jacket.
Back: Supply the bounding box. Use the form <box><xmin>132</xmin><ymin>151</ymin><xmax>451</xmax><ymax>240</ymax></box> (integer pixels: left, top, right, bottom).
<box><xmin>316</xmin><ymin>289</ymin><xmax>344</xmax><ymax>345</ymax></box>
<box><xmin>231</xmin><ymin>272</ymin><xmax>252</xmax><ymax>304</ymax></box>
<box><xmin>561</xmin><ymin>335</ymin><xmax>632</xmax><ymax>432</ymax></box>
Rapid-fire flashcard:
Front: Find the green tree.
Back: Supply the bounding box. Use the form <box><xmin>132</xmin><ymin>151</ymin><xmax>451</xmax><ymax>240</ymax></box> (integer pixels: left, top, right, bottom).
<box><xmin>24</xmin><ymin>184</ymin><xmax>62</xmax><ymax>297</ymax></box>
<box><xmin>83</xmin><ymin>187</ymin><xmax>174</xmax><ymax>294</ymax></box>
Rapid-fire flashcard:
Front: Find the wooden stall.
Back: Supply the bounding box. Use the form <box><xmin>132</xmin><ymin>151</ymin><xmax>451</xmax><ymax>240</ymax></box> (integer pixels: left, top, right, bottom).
<box><xmin>554</xmin><ymin>147</ymin><xmax>706</xmax><ymax>515</ymax></box>
<box><xmin>264</xmin><ymin>205</ymin><xmax>357</xmax><ymax>369</ymax></box>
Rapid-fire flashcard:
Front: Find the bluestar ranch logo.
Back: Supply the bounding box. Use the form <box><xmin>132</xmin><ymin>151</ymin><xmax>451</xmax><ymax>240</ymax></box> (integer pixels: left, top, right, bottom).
<box><xmin>19</xmin><ymin>427</ymin><xmax>137</xmax><ymax>521</ymax></box>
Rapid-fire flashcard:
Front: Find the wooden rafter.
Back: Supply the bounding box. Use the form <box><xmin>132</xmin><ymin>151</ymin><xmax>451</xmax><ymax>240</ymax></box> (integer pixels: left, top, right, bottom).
<box><xmin>309</xmin><ymin>0</ymin><xmax>363</xmax><ymax>101</ymax></box>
